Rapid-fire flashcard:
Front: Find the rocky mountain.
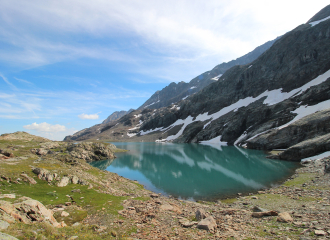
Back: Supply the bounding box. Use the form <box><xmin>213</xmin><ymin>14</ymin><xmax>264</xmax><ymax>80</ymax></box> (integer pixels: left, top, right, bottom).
<box><xmin>102</xmin><ymin>109</ymin><xmax>134</xmax><ymax>124</ymax></box>
<box><xmin>138</xmin><ymin>38</ymin><xmax>278</xmax><ymax>110</ymax></box>
<box><xmin>134</xmin><ymin>5</ymin><xmax>330</xmax><ymax>161</ymax></box>
<box><xmin>65</xmin><ymin>5</ymin><xmax>330</xmax><ymax>162</ymax></box>
<box><xmin>65</xmin><ymin>35</ymin><xmax>278</xmax><ymax>142</ymax></box>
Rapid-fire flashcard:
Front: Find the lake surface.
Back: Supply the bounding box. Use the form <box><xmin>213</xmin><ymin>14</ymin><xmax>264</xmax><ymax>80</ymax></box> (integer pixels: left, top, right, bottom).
<box><xmin>90</xmin><ymin>142</ymin><xmax>300</xmax><ymax>201</ymax></box>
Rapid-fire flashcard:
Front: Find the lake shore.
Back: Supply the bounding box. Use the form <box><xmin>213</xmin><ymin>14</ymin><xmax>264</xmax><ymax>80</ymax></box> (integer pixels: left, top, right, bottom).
<box><xmin>1</xmin><ymin>132</ymin><xmax>330</xmax><ymax>239</ymax></box>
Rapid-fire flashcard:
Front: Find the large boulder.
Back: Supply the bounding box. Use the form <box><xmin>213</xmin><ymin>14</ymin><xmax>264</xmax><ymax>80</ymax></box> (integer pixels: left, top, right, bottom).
<box><xmin>0</xmin><ymin>199</ymin><xmax>65</xmax><ymax>228</ymax></box>
<box><xmin>270</xmin><ymin>133</ymin><xmax>330</xmax><ymax>161</ymax></box>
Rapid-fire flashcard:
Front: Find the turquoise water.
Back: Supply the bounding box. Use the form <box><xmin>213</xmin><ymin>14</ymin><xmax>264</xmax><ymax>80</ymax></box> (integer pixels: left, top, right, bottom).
<box><xmin>90</xmin><ymin>142</ymin><xmax>299</xmax><ymax>201</ymax></box>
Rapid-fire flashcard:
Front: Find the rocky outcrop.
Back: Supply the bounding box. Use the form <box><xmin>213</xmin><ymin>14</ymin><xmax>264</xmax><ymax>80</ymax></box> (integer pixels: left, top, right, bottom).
<box><xmin>0</xmin><ymin>198</ymin><xmax>66</xmax><ymax>228</ymax></box>
<box><xmin>270</xmin><ymin>133</ymin><xmax>330</xmax><ymax>161</ymax></box>
<box><xmin>67</xmin><ymin>142</ymin><xmax>116</xmax><ymax>162</ymax></box>
<box><xmin>247</xmin><ymin>108</ymin><xmax>330</xmax><ymax>150</ymax></box>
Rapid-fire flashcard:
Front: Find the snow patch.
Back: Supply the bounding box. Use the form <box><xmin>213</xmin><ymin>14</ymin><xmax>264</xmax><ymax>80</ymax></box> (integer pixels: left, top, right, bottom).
<box><xmin>211</xmin><ymin>74</ymin><xmax>223</xmax><ymax>81</ymax></box>
<box><xmin>182</xmin><ymin>96</ymin><xmax>189</xmax><ymax>100</ymax></box>
<box><xmin>310</xmin><ymin>15</ymin><xmax>330</xmax><ymax>27</ymax></box>
<box><xmin>134</xmin><ymin>114</ymin><xmax>142</xmax><ymax>118</ymax></box>
<box><xmin>144</xmin><ymin>100</ymin><xmax>160</xmax><ymax>109</ymax></box>
<box><xmin>200</xmin><ymin>135</ymin><xmax>227</xmax><ymax>146</ymax></box>
<box><xmin>279</xmin><ymin>99</ymin><xmax>330</xmax><ymax>129</ymax></box>
<box><xmin>248</xmin><ymin>65</ymin><xmax>253</xmax><ymax>69</ymax></box>
<box><xmin>302</xmin><ymin>151</ymin><xmax>330</xmax><ymax>162</ymax></box>
<box><xmin>190</xmin><ymin>86</ymin><xmax>197</xmax><ymax>89</ymax></box>
<box><xmin>127</xmin><ymin>132</ymin><xmax>137</xmax><ymax>138</ymax></box>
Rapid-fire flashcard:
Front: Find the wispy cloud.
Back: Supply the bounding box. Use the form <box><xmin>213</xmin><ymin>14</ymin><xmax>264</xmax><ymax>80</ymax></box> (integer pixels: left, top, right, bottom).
<box><xmin>0</xmin><ymin>73</ymin><xmax>17</xmax><ymax>90</ymax></box>
<box><xmin>1</xmin><ymin>0</ymin><xmax>328</xmax><ymax>77</ymax></box>
<box><xmin>14</xmin><ymin>77</ymin><xmax>33</xmax><ymax>85</ymax></box>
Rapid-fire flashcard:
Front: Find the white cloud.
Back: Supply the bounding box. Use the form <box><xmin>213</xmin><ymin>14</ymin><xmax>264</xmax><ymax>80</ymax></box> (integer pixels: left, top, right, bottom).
<box><xmin>0</xmin><ymin>0</ymin><xmax>328</xmax><ymax>76</ymax></box>
<box><xmin>22</xmin><ymin>122</ymin><xmax>77</xmax><ymax>141</ymax></box>
<box><xmin>23</xmin><ymin>122</ymin><xmax>66</xmax><ymax>132</ymax></box>
<box><xmin>78</xmin><ymin>113</ymin><xmax>99</xmax><ymax>120</ymax></box>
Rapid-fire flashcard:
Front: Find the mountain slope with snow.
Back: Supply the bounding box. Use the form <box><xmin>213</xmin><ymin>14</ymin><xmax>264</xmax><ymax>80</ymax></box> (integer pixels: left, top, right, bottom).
<box><xmin>137</xmin><ymin>37</ymin><xmax>278</xmax><ymax>110</ymax></box>
<box><xmin>135</xmin><ymin>5</ymin><xmax>330</xmax><ymax>161</ymax></box>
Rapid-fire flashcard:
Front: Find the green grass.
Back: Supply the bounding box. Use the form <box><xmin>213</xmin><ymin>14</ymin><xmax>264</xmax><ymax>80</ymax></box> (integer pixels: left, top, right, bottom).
<box><xmin>283</xmin><ymin>173</ymin><xmax>317</xmax><ymax>187</ymax></box>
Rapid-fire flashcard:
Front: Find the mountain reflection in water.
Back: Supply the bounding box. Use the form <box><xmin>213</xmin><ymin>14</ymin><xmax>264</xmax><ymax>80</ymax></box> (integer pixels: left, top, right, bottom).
<box><xmin>89</xmin><ymin>142</ymin><xmax>299</xmax><ymax>201</ymax></box>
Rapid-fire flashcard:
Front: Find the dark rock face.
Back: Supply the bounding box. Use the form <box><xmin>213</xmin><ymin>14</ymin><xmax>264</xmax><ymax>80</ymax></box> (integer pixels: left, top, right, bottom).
<box><xmin>247</xmin><ymin>109</ymin><xmax>330</xmax><ymax>150</ymax></box>
<box><xmin>137</xmin><ymin>38</ymin><xmax>278</xmax><ymax>111</ymax></box>
<box><xmin>307</xmin><ymin>4</ymin><xmax>330</xmax><ymax>23</ymax></box>
<box><xmin>270</xmin><ymin>133</ymin><xmax>330</xmax><ymax>161</ymax></box>
<box><xmin>102</xmin><ymin>109</ymin><xmax>134</xmax><ymax>124</ymax></box>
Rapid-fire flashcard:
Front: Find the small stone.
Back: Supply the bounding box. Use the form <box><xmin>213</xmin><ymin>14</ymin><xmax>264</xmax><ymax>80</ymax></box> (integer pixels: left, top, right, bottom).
<box><xmin>252</xmin><ymin>206</ymin><xmax>268</xmax><ymax>212</ymax></box>
<box><xmin>195</xmin><ymin>209</ymin><xmax>207</xmax><ymax>221</ymax></box>
<box><xmin>251</xmin><ymin>196</ymin><xmax>258</xmax><ymax>199</ymax></box>
<box><xmin>57</xmin><ymin>177</ymin><xmax>70</xmax><ymax>187</ymax></box>
<box><xmin>0</xmin><ymin>232</ymin><xmax>19</xmax><ymax>240</ymax></box>
<box><xmin>111</xmin><ymin>230</ymin><xmax>117</xmax><ymax>237</ymax></box>
<box><xmin>61</xmin><ymin>211</ymin><xmax>70</xmax><ymax>217</ymax></box>
<box><xmin>68</xmin><ymin>236</ymin><xmax>78</xmax><ymax>240</ymax></box>
<box><xmin>0</xmin><ymin>220</ymin><xmax>10</xmax><ymax>230</ymax></box>
<box><xmin>0</xmin><ymin>194</ymin><xmax>16</xmax><ymax>199</ymax></box>
<box><xmin>315</xmin><ymin>230</ymin><xmax>327</xmax><ymax>236</ymax></box>
<box><xmin>71</xmin><ymin>176</ymin><xmax>79</xmax><ymax>184</ymax></box>
<box><xmin>252</xmin><ymin>211</ymin><xmax>278</xmax><ymax>218</ymax></box>
<box><xmin>179</xmin><ymin>219</ymin><xmax>198</xmax><ymax>228</ymax></box>
<box><xmin>71</xmin><ymin>222</ymin><xmax>81</xmax><ymax>227</ymax></box>
<box><xmin>20</xmin><ymin>174</ymin><xmax>37</xmax><ymax>184</ymax></box>
<box><xmin>150</xmin><ymin>193</ymin><xmax>159</xmax><ymax>198</ymax></box>
<box><xmin>197</xmin><ymin>216</ymin><xmax>217</xmax><ymax>231</ymax></box>
<box><xmin>277</xmin><ymin>212</ymin><xmax>293</xmax><ymax>223</ymax></box>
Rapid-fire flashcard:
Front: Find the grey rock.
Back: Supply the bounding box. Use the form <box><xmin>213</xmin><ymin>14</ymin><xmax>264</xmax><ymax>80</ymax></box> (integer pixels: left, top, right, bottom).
<box><xmin>271</xmin><ymin>133</ymin><xmax>330</xmax><ymax>161</ymax></box>
<box><xmin>0</xmin><ymin>232</ymin><xmax>19</xmax><ymax>240</ymax></box>
<box><xmin>0</xmin><ymin>219</ymin><xmax>10</xmax><ymax>229</ymax></box>
<box><xmin>195</xmin><ymin>209</ymin><xmax>207</xmax><ymax>221</ymax></box>
<box><xmin>57</xmin><ymin>177</ymin><xmax>70</xmax><ymax>187</ymax></box>
<box><xmin>71</xmin><ymin>175</ymin><xmax>79</xmax><ymax>184</ymax></box>
<box><xmin>252</xmin><ymin>206</ymin><xmax>268</xmax><ymax>212</ymax></box>
<box><xmin>197</xmin><ymin>216</ymin><xmax>217</xmax><ymax>231</ymax></box>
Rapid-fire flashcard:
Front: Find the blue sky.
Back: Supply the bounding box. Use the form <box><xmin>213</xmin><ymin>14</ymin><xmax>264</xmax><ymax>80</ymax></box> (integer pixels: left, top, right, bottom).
<box><xmin>0</xmin><ymin>0</ymin><xmax>329</xmax><ymax>140</ymax></box>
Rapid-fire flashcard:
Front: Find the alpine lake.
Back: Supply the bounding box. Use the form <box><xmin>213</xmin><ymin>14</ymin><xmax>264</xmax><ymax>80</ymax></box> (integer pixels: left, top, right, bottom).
<box><xmin>89</xmin><ymin>142</ymin><xmax>300</xmax><ymax>201</ymax></box>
